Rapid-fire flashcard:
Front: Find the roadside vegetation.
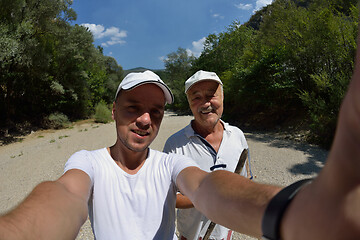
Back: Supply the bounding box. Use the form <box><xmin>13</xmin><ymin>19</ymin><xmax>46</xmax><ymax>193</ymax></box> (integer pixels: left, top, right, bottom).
<box><xmin>0</xmin><ymin>0</ymin><xmax>123</xmax><ymax>135</ymax></box>
<box><xmin>1</xmin><ymin>0</ymin><xmax>358</xmax><ymax>149</ymax></box>
<box><xmin>162</xmin><ymin>0</ymin><xmax>359</xmax><ymax>149</ymax></box>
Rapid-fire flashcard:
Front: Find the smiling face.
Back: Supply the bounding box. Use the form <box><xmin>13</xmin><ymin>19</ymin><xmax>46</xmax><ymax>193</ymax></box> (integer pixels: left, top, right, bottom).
<box><xmin>112</xmin><ymin>84</ymin><xmax>165</xmax><ymax>153</ymax></box>
<box><xmin>186</xmin><ymin>80</ymin><xmax>224</xmax><ymax>132</ymax></box>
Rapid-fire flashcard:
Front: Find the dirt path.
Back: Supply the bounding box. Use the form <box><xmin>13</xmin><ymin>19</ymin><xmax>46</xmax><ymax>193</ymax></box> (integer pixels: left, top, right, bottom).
<box><xmin>0</xmin><ymin>112</ymin><xmax>328</xmax><ymax>239</ymax></box>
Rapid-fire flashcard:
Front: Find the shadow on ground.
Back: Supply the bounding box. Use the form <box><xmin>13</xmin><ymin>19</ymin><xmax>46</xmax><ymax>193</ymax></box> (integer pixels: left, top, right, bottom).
<box><xmin>0</xmin><ymin>134</ymin><xmax>25</xmax><ymax>146</ymax></box>
<box><xmin>245</xmin><ymin>131</ymin><xmax>328</xmax><ymax>176</ymax></box>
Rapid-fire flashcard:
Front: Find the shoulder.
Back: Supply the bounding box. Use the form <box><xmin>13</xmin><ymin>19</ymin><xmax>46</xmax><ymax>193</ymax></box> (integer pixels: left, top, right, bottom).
<box><xmin>150</xmin><ymin>149</ymin><xmax>197</xmax><ymax>166</ymax></box>
<box><xmin>64</xmin><ymin>149</ymin><xmax>107</xmax><ymax>183</ymax></box>
<box><xmin>65</xmin><ymin>148</ymin><xmax>107</xmax><ymax>171</ymax></box>
<box><xmin>163</xmin><ymin>125</ymin><xmax>191</xmax><ymax>152</ymax></box>
<box><xmin>222</xmin><ymin>121</ymin><xmax>248</xmax><ymax>144</ymax></box>
<box><xmin>148</xmin><ymin>149</ymin><xmax>199</xmax><ymax>180</ymax></box>
<box><xmin>150</xmin><ymin>149</ymin><xmax>187</xmax><ymax>161</ymax></box>
<box><xmin>68</xmin><ymin>149</ymin><xmax>89</xmax><ymax>161</ymax></box>
<box><xmin>222</xmin><ymin>121</ymin><xmax>243</xmax><ymax>134</ymax></box>
<box><xmin>167</xmin><ymin>126</ymin><xmax>188</xmax><ymax>141</ymax></box>
<box><xmin>229</xmin><ymin>125</ymin><xmax>245</xmax><ymax>136</ymax></box>
<box><xmin>69</xmin><ymin>148</ymin><xmax>106</xmax><ymax>160</ymax></box>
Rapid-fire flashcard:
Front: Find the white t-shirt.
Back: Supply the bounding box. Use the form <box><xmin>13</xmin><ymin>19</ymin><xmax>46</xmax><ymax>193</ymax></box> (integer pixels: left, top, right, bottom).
<box><xmin>164</xmin><ymin>120</ymin><xmax>249</xmax><ymax>240</ymax></box>
<box><xmin>64</xmin><ymin>148</ymin><xmax>197</xmax><ymax>240</ymax></box>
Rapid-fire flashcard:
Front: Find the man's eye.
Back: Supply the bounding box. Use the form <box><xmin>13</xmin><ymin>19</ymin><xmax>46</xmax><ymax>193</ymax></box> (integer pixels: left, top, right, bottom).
<box><xmin>151</xmin><ymin>109</ymin><xmax>163</xmax><ymax>116</ymax></box>
<box><xmin>127</xmin><ymin>106</ymin><xmax>138</xmax><ymax>112</ymax></box>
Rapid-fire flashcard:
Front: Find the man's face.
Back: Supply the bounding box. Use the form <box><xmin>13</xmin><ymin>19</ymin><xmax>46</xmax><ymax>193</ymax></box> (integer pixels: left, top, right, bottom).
<box><xmin>187</xmin><ymin>80</ymin><xmax>224</xmax><ymax>130</ymax></box>
<box><xmin>112</xmin><ymin>84</ymin><xmax>165</xmax><ymax>152</ymax></box>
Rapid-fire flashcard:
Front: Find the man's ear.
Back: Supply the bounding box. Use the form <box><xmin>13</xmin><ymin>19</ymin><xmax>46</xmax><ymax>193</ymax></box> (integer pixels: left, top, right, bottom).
<box><xmin>112</xmin><ymin>102</ymin><xmax>116</xmax><ymax>120</ymax></box>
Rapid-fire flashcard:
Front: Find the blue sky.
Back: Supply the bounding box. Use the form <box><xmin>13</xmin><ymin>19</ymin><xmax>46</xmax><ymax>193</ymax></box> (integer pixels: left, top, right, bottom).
<box><xmin>70</xmin><ymin>0</ymin><xmax>273</xmax><ymax>70</ymax></box>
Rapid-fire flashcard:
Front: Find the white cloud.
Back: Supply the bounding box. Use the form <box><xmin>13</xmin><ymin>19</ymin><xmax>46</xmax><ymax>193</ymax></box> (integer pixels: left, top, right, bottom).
<box><xmin>159</xmin><ymin>37</ymin><xmax>206</xmax><ymax>64</ymax></box>
<box><xmin>159</xmin><ymin>56</ymin><xmax>166</xmax><ymax>62</ymax></box>
<box><xmin>254</xmin><ymin>0</ymin><xmax>273</xmax><ymax>12</ymax></box>
<box><xmin>81</xmin><ymin>23</ymin><xmax>105</xmax><ymax>39</ymax></box>
<box><xmin>234</xmin><ymin>3</ymin><xmax>253</xmax><ymax>10</ymax></box>
<box><xmin>186</xmin><ymin>37</ymin><xmax>206</xmax><ymax>57</ymax></box>
<box><xmin>81</xmin><ymin>23</ymin><xmax>127</xmax><ymax>47</ymax></box>
<box><xmin>212</xmin><ymin>13</ymin><xmax>224</xmax><ymax>19</ymax></box>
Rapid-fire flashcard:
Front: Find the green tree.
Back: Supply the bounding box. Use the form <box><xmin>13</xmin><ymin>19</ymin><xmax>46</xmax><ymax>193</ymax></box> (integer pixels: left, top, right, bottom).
<box><xmin>164</xmin><ymin>0</ymin><xmax>359</xmax><ymax>148</ymax></box>
<box><xmin>0</xmin><ymin>0</ymin><xmax>77</xmax><ymax>123</ymax></box>
<box><xmin>163</xmin><ymin>47</ymin><xmax>195</xmax><ymax>112</ymax></box>
<box><xmin>193</xmin><ymin>21</ymin><xmax>255</xmax><ymax>74</ymax></box>
<box><xmin>103</xmin><ymin>56</ymin><xmax>124</xmax><ymax>103</ymax></box>
<box><xmin>255</xmin><ymin>0</ymin><xmax>358</xmax><ymax>146</ymax></box>
<box><xmin>0</xmin><ymin>0</ymin><xmax>124</xmax><ymax>130</ymax></box>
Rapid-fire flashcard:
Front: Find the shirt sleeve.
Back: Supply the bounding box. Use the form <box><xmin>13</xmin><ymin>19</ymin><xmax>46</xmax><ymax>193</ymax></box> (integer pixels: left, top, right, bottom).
<box><xmin>64</xmin><ymin>150</ymin><xmax>94</xmax><ymax>185</ymax></box>
<box><xmin>168</xmin><ymin>153</ymin><xmax>199</xmax><ymax>184</ymax></box>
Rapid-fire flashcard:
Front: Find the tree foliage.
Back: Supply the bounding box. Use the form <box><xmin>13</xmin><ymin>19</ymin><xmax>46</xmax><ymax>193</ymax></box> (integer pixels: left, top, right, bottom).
<box><xmin>164</xmin><ymin>0</ymin><xmax>359</xmax><ymax>148</ymax></box>
<box><xmin>163</xmin><ymin>47</ymin><xmax>195</xmax><ymax>112</ymax></box>
<box><xmin>0</xmin><ymin>0</ymin><xmax>124</xmax><ymax>129</ymax></box>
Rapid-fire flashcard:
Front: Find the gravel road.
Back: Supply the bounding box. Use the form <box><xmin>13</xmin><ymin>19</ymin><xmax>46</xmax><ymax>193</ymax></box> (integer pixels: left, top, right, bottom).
<box><xmin>0</xmin><ymin>112</ymin><xmax>328</xmax><ymax>239</ymax></box>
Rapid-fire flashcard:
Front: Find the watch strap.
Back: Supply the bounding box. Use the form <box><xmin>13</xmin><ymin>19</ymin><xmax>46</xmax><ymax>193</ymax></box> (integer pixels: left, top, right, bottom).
<box><xmin>262</xmin><ymin>178</ymin><xmax>312</xmax><ymax>240</ymax></box>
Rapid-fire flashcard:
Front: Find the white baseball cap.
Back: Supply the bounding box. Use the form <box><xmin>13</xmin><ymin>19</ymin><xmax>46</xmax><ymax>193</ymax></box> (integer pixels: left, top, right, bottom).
<box><xmin>185</xmin><ymin>70</ymin><xmax>223</xmax><ymax>93</ymax></box>
<box><xmin>115</xmin><ymin>70</ymin><xmax>174</xmax><ymax>104</ymax></box>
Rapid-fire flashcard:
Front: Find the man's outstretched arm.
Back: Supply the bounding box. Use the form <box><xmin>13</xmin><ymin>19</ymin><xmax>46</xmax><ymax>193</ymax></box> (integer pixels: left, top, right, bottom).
<box><xmin>176</xmin><ymin>167</ymin><xmax>280</xmax><ymax>238</ymax></box>
<box><xmin>0</xmin><ymin>169</ymin><xmax>91</xmax><ymax>240</ymax></box>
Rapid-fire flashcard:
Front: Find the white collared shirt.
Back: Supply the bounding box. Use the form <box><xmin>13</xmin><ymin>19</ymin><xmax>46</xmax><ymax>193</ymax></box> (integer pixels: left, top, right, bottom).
<box><xmin>163</xmin><ymin>120</ymin><xmax>250</xmax><ymax>240</ymax></box>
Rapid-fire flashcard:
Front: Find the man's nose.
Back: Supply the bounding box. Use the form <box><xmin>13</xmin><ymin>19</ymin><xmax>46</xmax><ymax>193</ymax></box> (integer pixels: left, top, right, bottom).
<box><xmin>136</xmin><ymin>112</ymin><xmax>151</xmax><ymax>128</ymax></box>
<box><xmin>202</xmin><ymin>100</ymin><xmax>211</xmax><ymax>107</ymax></box>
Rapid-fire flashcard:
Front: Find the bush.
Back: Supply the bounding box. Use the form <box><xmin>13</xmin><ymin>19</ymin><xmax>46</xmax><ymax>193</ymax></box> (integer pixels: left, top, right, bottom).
<box><xmin>46</xmin><ymin>113</ymin><xmax>70</xmax><ymax>129</ymax></box>
<box><xmin>94</xmin><ymin>101</ymin><xmax>112</xmax><ymax>123</ymax></box>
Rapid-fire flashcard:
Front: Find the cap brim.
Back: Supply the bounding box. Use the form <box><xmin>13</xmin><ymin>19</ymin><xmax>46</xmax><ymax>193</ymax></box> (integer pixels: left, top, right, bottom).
<box><xmin>185</xmin><ymin>78</ymin><xmax>222</xmax><ymax>93</ymax></box>
<box><xmin>117</xmin><ymin>80</ymin><xmax>174</xmax><ymax>104</ymax></box>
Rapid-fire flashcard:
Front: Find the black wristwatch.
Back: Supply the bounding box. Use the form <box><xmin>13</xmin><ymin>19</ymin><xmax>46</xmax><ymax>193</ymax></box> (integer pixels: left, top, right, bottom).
<box><xmin>262</xmin><ymin>178</ymin><xmax>312</xmax><ymax>240</ymax></box>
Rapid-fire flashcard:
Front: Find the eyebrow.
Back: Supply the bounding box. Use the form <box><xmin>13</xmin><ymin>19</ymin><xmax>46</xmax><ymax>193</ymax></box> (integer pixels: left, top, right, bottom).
<box><xmin>125</xmin><ymin>98</ymin><xmax>165</xmax><ymax>109</ymax></box>
<box><xmin>190</xmin><ymin>88</ymin><xmax>217</xmax><ymax>95</ymax></box>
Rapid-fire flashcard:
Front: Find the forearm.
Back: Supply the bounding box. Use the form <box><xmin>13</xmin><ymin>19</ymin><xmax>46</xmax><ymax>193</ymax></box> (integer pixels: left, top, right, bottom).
<box><xmin>0</xmin><ymin>181</ymin><xmax>88</xmax><ymax>240</ymax></box>
<box><xmin>191</xmin><ymin>170</ymin><xmax>280</xmax><ymax>238</ymax></box>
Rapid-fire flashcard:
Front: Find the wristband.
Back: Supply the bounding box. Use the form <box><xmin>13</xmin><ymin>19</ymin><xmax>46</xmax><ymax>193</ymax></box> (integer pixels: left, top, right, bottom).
<box><xmin>262</xmin><ymin>178</ymin><xmax>312</xmax><ymax>240</ymax></box>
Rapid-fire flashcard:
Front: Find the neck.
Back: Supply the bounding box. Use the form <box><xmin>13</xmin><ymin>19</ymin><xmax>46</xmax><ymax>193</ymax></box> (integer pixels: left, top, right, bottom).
<box><xmin>192</xmin><ymin>120</ymin><xmax>224</xmax><ymax>152</ymax></box>
<box><xmin>108</xmin><ymin>142</ymin><xmax>148</xmax><ymax>174</ymax></box>
<box><xmin>192</xmin><ymin>119</ymin><xmax>223</xmax><ymax>137</ymax></box>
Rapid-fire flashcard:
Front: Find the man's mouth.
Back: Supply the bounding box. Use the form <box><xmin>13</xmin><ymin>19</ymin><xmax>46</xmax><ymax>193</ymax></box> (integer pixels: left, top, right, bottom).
<box><xmin>200</xmin><ymin>106</ymin><xmax>214</xmax><ymax>114</ymax></box>
<box><xmin>132</xmin><ymin>129</ymin><xmax>149</xmax><ymax>137</ymax></box>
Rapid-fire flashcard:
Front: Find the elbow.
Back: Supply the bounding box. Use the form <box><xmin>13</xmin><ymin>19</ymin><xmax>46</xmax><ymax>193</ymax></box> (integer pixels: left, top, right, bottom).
<box><xmin>191</xmin><ymin>171</ymin><xmax>228</xmax><ymax>215</ymax></box>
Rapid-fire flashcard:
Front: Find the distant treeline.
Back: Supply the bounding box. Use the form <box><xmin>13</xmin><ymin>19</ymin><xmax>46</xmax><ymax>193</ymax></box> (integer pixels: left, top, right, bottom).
<box><xmin>162</xmin><ymin>0</ymin><xmax>359</xmax><ymax>148</ymax></box>
<box><xmin>1</xmin><ymin>0</ymin><xmax>359</xmax><ymax>148</ymax></box>
<box><xmin>0</xmin><ymin>0</ymin><xmax>124</xmax><ymax>130</ymax></box>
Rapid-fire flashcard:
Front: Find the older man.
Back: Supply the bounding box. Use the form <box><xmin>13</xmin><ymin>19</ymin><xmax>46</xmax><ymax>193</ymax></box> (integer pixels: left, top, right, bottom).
<box><xmin>164</xmin><ymin>70</ymin><xmax>252</xmax><ymax>240</ymax></box>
